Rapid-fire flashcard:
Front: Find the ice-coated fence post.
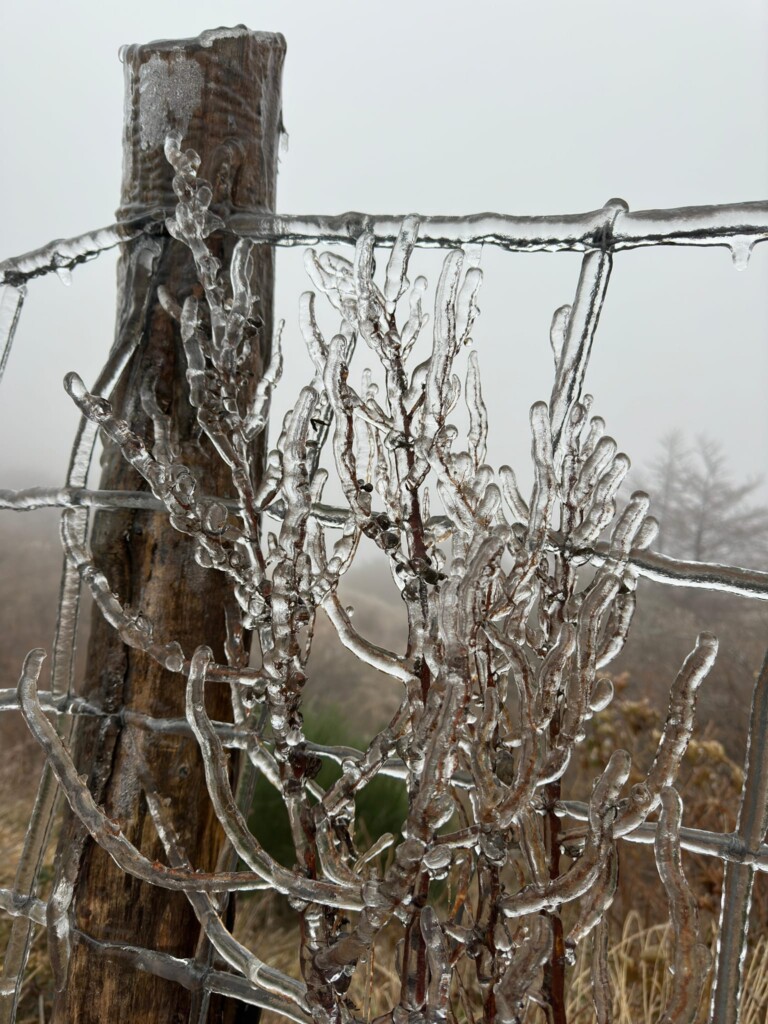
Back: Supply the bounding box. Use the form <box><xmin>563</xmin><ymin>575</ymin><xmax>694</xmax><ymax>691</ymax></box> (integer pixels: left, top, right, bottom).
<box><xmin>49</xmin><ymin>27</ymin><xmax>284</xmax><ymax>1024</ymax></box>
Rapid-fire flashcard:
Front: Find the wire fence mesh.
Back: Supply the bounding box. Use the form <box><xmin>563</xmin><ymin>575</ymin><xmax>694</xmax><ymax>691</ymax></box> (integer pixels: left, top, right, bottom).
<box><xmin>0</xmin><ymin>131</ymin><xmax>767</xmax><ymax>1024</ymax></box>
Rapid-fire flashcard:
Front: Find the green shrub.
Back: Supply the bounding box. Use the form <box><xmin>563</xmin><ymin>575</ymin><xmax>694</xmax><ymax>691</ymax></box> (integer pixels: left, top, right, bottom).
<box><xmin>247</xmin><ymin>706</ymin><xmax>409</xmax><ymax>868</ymax></box>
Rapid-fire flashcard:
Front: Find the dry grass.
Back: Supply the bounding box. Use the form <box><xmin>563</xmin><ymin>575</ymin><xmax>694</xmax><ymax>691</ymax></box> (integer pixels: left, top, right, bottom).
<box><xmin>566</xmin><ymin>911</ymin><xmax>768</xmax><ymax>1024</ymax></box>
<box><xmin>233</xmin><ymin>897</ymin><xmax>768</xmax><ymax>1024</ymax></box>
<box><xmin>2</xmin><ymin>798</ymin><xmax>768</xmax><ymax>1022</ymax></box>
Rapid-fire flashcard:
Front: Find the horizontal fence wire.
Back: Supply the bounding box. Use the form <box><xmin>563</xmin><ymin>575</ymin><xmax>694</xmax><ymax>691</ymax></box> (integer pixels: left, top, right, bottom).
<box><xmin>2</xmin><ymin>486</ymin><xmax>768</xmax><ymax>600</ymax></box>
<box><xmin>1</xmin><ymin>198</ymin><xmax>768</xmax><ymax>289</ymax></box>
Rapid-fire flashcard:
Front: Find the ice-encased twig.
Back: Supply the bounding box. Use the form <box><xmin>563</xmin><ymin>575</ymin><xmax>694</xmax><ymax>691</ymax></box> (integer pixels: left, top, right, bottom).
<box><xmin>0</xmin><ymin>761</ymin><xmax>60</xmax><ymax>1022</ymax></box>
<box><xmin>0</xmin><ymin>890</ymin><xmax>46</xmax><ymax>928</ymax></box>
<box><xmin>654</xmin><ymin>787</ymin><xmax>711</xmax><ymax>1024</ymax></box>
<box><xmin>549</xmin><ymin>245</ymin><xmax>614</xmax><ymax>454</ymax></box>
<box><xmin>185</xmin><ymin>647</ymin><xmax>363</xmax><ymax>909</ymax></box>
<box><xmin>16</xmin><ymin>651</ymin><xmax>320</xmax><ymax>897</ymax></box>
<box><xmin>494</xmin><ymin>916</ymin><xmax>552</xmax><ymax>1024</ymax></box>
<box><xmin>73</xmin><ymin>931</ymin><xmax>314</xmax><ymax>1024</ymax></box>
<box><xmin>710</xmin><ymin>648</ymin><xmax>768</xmax><ymax>1024</ymax></box>
<box><xmin>591</xmin><ymin>917</ymin><xmax>613</xmax><ymax>1024</ymax></box>
<box><xmin>141</xmin><ymin>771</ymin><xmax>310</xmax><ymax>1013</ymax></box>
<box><xmin>500</xmin><ymin>751</ymin><xmax>630</xmax><ymax>917</ymax></box>
<box><xmin>322</xmin><ymin>592</ymin><xmax>416</xmax><ymax>685</ymax></box>
<box><xmin>615</xmin><ymin>632</ymin><xmax>717</xmax><ymax>837</ymax></box>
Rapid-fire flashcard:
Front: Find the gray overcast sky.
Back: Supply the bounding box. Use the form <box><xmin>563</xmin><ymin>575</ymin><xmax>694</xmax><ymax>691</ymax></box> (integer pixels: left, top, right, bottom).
<box><xmin>1</xmin><ymin>0</ymin><xmax>766</xmax><ymax>504</ymax></box>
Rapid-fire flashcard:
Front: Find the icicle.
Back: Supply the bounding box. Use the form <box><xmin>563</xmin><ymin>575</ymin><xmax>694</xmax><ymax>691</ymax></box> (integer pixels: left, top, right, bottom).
<box><xmin>323</xmin><ymin>333</ymin><xmax>371</xmax><ymax>525</ymax></box>
<box><xmin>580</xmin><ymin>414</ymin><xmax>606</xmax><ymax>461</ymax></box>
<box><xmin>298</xmin><ymin>291</ymin><xmax>327</xmax><ymax>376</ymax></box>
<box><xmin>140</xmin><ymin>365</ymin><xmax>178</xmax><ymax>465</ymax></box>
<box><xmin>572</xmin><ymin>435</ymin><xmax>617</xmax><ymax>507</ymax></box>
<box><xmin>609</xmin><ymin>491</ymin><xmax>651</xmax><ymax>558</ymax></box>
<box><xmin>595</xmin><ymin>590</ymin><xmax>636</xmax><ymax>669</ymax></box>
<box><xmin>420</xmin><ymin>250</ymin><xmax>463</xmax><ymax>450</ymax></box>
<box><xmin>557</xmin><ymin>574</ymin><xmax>621</xmax><ymax>753</ymax></box>
<box><xmin>633</xmin><ymin>514</ymin><xmax>659</xmax><ymax>551</ymax></box>
<box><xmin>571</xmin><ymin>453</ymin><xmax>630</xmax><ymax>548</ymax></box>
<box><xmin>549</xmin><ymin>303</ymin><xmax>570</xmax><ymax>368</ymax></box>
<box><xmin>353</xmin><ymin>231</ymin><xmax>387</xmax><ymax>354</ymax></box>
<box><xmin>534</xmin><ymin>622</ymin><xmax>577</xmax><ymax>730</ymax></box>
<box><xmin>0</xmin><ymin>284</ymin><xmax>25</xmax><ymax>388</ymax></box>
<box><xmin>402</xmin><ymin>275</ymin><xmax>429</xmax><ymax>359</ymax></box>
<box><xmin>729</xmin><ymin>236</ymin><xmax>755</xmax><ymax>271</ymax></box>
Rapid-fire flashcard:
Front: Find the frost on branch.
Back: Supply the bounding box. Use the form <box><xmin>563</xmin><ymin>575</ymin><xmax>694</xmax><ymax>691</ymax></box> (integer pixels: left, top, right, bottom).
<box><xmin>8</xmin><ymin>136</ymin><xmax>735</xmax><ymax>1024</ymax></box>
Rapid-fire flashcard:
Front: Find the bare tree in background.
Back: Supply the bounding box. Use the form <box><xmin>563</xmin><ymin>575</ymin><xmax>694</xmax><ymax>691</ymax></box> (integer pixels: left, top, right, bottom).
<box><xmin>640</xmin><ymin>432</ymin><xmax>768</xmax><ymax>566</ymax></box>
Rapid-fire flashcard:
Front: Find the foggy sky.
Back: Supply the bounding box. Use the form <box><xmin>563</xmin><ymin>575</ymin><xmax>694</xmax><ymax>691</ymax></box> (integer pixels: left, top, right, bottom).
<box><xmin>1</xmin><ymin>0</ymin><xmax>766</xmax><ymax>504</ymax></box>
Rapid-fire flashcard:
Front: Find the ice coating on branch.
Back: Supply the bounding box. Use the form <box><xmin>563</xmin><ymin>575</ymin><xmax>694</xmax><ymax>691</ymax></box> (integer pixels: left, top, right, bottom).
<box><xmin>466</xmin><ymin>350</ymin><xmax>487</xmax><ymax>469</ymax></box>
<box><xmin>591</xmin><ymin>918</ymin><xmax>613</xmax><ymax>1024</ymax></box>
<box><xmin>549</xmin><ymin>250</ymin><xmax>612</xmax><ymax>453</ymax></box>
<box><xmin>655</xmin><ymin>788</ymin><xmax>711</xmax><ymax>1024</ymax></box>
<box><xmin>615</xmin><ymin>632</ymin><xmax>717</xmax><ymax>837</ymax></box>
<box><xmin>384</xmin><ymin>215</ymin><xmax>420</xmax><ymax>313</ymax></box>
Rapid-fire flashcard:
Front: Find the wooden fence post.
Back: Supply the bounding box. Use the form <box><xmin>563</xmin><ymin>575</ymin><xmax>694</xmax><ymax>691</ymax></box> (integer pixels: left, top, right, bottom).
<box><xmin>50</xmin><ymin>27</ymin><xmax>285</xmax><ymax>1023</ymax></box>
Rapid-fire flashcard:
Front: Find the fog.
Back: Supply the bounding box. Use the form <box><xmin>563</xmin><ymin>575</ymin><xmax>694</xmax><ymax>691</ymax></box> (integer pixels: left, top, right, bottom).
<box><xmin>1</xmin><ymin>1</ymin><xmax>766</xmax><ymax>502</ymax></box>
